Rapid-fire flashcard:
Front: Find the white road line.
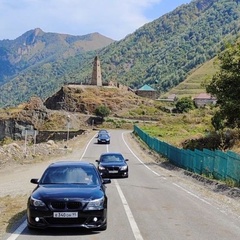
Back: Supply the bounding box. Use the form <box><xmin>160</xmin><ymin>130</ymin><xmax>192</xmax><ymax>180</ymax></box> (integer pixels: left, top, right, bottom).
<box><xmin>114</xmin><ymin>180</ymin><xmax>144</xmax><ymax>240</ymax></box>
<box><xmin>107</xmin><ymin>133</ymin><xmax>142</xmax><ymax>239</ymax></box>
<box><xmin>79</xmin><ymin>133</ymin><xmax>97</xmax><ymax>160</ymax></box>
<box><xmin>173</xmin><ymin>183</ymin><xmax>212</xmax><ymax>205</ymax></box>
<box><xmin>121</xmin><ymin>132</ymin><xmax>215</xmax><ymax>207</ymax></box>
<box><xmin>173</xmin><ymin>183</ymin><xmax>234</xmax><ymax>217</ymax></box>
<box><xmin>122</xmin><ymin>132</ymin><xmax>237</xmax><ymax>219</ymax></box>
<box><xmin>6</xmin><ymin>220</ymin><xmax>27</xmax><ymax>240</ymax></box>
<box><xmin>121</xmin><ymin>132</ymin><xmax>164</xmax><ymax>178</ymax></box>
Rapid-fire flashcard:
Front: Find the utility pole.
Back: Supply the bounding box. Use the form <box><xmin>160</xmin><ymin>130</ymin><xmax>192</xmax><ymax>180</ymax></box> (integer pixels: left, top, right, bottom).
<box><xmin>66</xmin><ymin>115</ymin><xmax>70</xmax><ymax>148</ymax></box>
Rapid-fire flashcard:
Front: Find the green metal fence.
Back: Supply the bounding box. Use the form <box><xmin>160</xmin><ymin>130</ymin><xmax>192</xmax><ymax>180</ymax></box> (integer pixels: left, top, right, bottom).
<box><xmin>133</xmin><ymin>125</ymin><xmax>240</xmax><ymax>185</ymax></box>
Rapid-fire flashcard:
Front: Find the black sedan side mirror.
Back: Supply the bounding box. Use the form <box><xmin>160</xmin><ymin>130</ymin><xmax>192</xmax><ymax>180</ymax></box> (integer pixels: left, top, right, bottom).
<box><xmin>30</xmin><ymin>178</ymin><xmax>39</xmax><ymax>184</ymax></box>
<box><xmin>102</xmin><ymin>178</ymin><xmax>111</xmax><ymax>184</ymax></box>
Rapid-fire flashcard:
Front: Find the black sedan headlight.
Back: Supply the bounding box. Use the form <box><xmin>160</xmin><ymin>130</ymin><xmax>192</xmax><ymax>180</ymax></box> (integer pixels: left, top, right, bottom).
<box><xmin>98</xmin><ymin>165</ymin><xmax>105</xmax><ymax>171</ymax></box>
<box><xmin>84</xmin><ymin>197</ymin><xmax>105</xmax><ymax>210</ymax></box>
<box><xmin>120</xmin><ymin>165</ymin><xmax>128</xmax><ymax>171</ymax></box>
<box><xmin>30</xmin><ymin>196</ymin><xmax>46</xmax><ymax>207</ymax></box>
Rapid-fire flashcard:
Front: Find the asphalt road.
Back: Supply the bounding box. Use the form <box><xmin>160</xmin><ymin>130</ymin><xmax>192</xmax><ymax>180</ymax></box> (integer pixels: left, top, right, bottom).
<box><xmin>4</xmin><ymin>129</ymin><xmax>240</xmax><ymax>240</ymax></box>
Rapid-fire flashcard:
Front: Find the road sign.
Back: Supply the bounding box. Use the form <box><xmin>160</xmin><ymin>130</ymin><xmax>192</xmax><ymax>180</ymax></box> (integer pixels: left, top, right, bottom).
<box><xmin>21</xmin><ymin>129</ymin><xmax>38</xmax><ymax>137</ymax></box>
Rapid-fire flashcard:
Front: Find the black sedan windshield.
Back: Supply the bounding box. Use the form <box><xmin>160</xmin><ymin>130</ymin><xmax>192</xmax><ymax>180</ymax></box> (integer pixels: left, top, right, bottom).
<box><xmin>41</xmin><ymin>166</ymin><xmax>99</xmax><ymax>185</ymax></box>
<box><xmin>100</xmin><ymin>154</ymin><xmax>124</xmax><ymax>162</ymax></box>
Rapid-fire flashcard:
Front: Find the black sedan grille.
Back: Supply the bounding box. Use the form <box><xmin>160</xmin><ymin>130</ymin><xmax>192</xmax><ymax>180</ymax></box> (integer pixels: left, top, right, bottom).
<box><xmin>107</xmin><ymin>166</ymin><xmax>120</xmax><ymax>171</ymax></box>
<box><xmin>51</xmin><ymin>201</ymin><xmax>82</xmax><ymax>210</ymax></box>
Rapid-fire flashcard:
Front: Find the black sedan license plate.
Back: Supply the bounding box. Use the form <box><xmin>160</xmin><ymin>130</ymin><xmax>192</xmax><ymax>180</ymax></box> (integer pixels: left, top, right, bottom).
<box><xmin>53</xmin><ymin>212</ymin><xmax>78</xmax><ymax>218</ymax></box>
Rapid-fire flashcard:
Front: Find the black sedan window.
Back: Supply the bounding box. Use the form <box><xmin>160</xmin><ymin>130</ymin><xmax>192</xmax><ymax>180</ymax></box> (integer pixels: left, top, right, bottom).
<box><xmin>41</xmin><ymin>166</ymin><xmax>98</xmax><ymax>185</ymax></box>
<box><xmin>100</xmin><ymin>154</ymin><xmax>124</xmax><ymax>162</ymax></box>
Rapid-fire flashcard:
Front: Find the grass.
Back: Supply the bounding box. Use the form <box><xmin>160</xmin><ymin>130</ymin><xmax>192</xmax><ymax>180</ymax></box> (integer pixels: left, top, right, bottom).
<box><xmin>136</xmin><ymin>108</ymin><xmax>215</xmax><ymax>147</ymax></box>
<box><xmin>0</xmin><ymin>195</ymin><xmax>27</xmax><ymax>239</ymax></box>
<box><xmin>163</xmin><ymin>57</ymin><xmax>220</xmax><ymax>99</ymax></box>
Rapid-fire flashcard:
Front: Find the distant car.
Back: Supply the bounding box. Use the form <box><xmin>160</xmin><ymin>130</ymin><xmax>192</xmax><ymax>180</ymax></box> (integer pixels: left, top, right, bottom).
<box><xmin>97</xmin><ymin>133</ymin><xmax>110</xmax><ymax>144</ymax></box>
<box><xmin>97</xmin><ymin>129</ymin><xmax>110</xmax><ymax>138</ymax></box>
<box><xmin>27</xmin><ymin>161</ymin><xmax>111</xmax><ymax>230</ymax></box>
<box><xmin>98</xmin><ymin>129</ymin><xmax>109</xmax><ymax>136</ymax></box>
<box><xmin>96</xmin><ymin>152</ymin><xmax>128</xmax><ymax>178</ymax></box>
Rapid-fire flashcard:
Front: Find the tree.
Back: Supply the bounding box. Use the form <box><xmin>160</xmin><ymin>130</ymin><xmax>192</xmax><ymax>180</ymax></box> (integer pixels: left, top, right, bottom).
<box><xmin>94</xmin><ymin>105</ymin><xmax>110</xmax><ymax>119</ymax></box>
<box><xmin>206</xmin><ymin>42</ymin><xmax>240</xmax><ymax>129</ymax></box>
<box><xmin>175</xmin><ymin>97</ymin><xmax>195</xmax><ymax>113</ymax></box>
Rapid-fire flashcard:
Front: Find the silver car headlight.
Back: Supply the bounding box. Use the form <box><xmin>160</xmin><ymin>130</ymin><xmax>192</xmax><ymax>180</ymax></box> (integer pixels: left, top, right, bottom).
<box><xmin>120</xmin><ymin>165</ymin><xmax>128</xmax><ymax>170</ymax></box>
<box><xmin>30</xmin><ymin>196</ymin><xmax>46</xmax><ymax>207</ymax></box>
<box><xmin>85</xmin><ymin>197</ymin><xmax>104</xmax><ymax>210</ymax></box>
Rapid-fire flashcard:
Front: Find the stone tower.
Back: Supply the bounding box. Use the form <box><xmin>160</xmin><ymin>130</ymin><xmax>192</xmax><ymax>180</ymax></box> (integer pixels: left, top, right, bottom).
<box><xmin>91</xmin><ymin>56</ymin><xmax>102</xmax><ymax>86</ymax></box>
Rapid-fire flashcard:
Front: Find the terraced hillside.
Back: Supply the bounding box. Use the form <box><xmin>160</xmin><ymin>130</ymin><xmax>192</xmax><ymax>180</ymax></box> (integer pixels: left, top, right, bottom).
<box><xmin>162</xmin><ymin>57</ymin><xmax>220</xmax><ymax>99</ymax></box>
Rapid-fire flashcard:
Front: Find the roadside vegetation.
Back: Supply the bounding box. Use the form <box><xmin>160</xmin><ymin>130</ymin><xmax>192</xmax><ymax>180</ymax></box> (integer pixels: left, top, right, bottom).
<box><xmin>164</xmin><ymin>57</ymin><xmax>219</xmax><ymax>99</ymax></box>
<box><xmin>0</xmin><ymin>195</ymin><xmax>27</xmax><ymax>239</ymax></box>
<box><xmin>127</xmin><ymin>41</ymin><xmax>240</xmax><ymax>153</ymax></box>
<box><xmin>136</xmin><ymin>107</ymin><xmax>214</xmax><ymax>148</ymax></box>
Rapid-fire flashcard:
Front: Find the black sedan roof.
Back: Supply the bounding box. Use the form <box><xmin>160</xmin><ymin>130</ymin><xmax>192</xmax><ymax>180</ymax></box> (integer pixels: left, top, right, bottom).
<box><xmin>38</xmin><ymin>161</ymin><xmax>102</xmax><ymax>185</ymax></box>
<box><xmin>47</xmin><ymin>161</ymin><xmax>95</xmax><ymax>168</ymax></box>
<box><xmin>100</xmin><ymin>152</ymin><xmax>124</xmax><ymax>156</ymax></box>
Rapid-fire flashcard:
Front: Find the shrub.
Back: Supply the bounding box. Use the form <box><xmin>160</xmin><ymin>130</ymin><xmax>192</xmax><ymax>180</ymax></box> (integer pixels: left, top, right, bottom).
<box><xmin>94</xmin><ymin>105</ymin><xmax>110</xmax><ymax>119</ymax></box>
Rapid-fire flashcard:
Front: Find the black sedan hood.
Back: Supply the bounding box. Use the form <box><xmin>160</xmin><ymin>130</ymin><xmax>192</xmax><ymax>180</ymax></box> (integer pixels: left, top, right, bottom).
<box><xmin>32</xmin><ymin>184</ymin><xmax>103</xmax><ymax>200</ymax></box>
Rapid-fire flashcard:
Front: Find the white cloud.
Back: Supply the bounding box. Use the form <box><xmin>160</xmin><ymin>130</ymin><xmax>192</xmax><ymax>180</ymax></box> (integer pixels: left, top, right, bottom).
<box><xmin>0</xmin><ymin>0</ymin><xmax>163</xmax><ymax>40</ymax></box>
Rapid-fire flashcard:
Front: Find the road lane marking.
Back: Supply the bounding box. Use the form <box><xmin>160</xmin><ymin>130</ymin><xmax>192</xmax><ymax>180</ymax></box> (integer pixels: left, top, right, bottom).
<box><xmin>79</xmin><ymin>133</ymin><xmax>98</xmax><ymax>160</ymax></box>
<box><xmin>122</xmin><ymin>131</ymin><xmax>240</xmax><ymax>223</ymax></box>
<box><xmin>121</xmin><ymin>132</ymin><xmax>165</xmax><ymax>179</ymax></box>
<box><xmin>121</xmin><ymin>132</ymin><xmax>217</xmax><ymax>208</ymax></box>
<box><xmin>6</xmin><ymin>220</ymin><xmax>27</xmax><ymax>240</ymax></box>
<box><xmin>173</xmin><ymin>183</ymin><xmax>212</xmax><ymax>205</ymax></box>
<box><xmin>114</xmin><ymin>180</ymin><xmax>144</xmax><ymax>240</ymax></box>
<box><xmin>106</xmin><ymin>134</ymin><xmax>143</xmax><ymax>239</ymax></box>
<box><xmin>173</xmin><ymin>183</ymin><xmax>240</xmax><ymax>219</ymax></box>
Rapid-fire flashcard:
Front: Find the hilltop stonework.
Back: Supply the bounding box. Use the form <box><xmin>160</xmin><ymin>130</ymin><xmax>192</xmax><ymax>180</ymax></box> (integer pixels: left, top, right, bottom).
<box><xmin>44</xmin><ymin>84</ymin><xmax>154</xmax><ymax>116</ymax></box>
<box><xmin>91</xmin><ymin>56</ymin><xmax>102</xmax><ymax>86</ymax></box>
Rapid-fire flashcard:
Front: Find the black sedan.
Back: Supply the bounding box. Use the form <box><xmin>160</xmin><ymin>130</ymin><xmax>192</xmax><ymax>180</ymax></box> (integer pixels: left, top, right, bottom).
<box><xmin>27</xmin><ymin>161</ymin><xmax>111</xmax><ymax>230</ymax></box>
<box><xmin>97</xmin><ymin>129</ymin><xmax>109</xmax><ymax>137</ymax></box>
<box><xmin>97</xmin><ymin>133</ymin><xmax>110</xmax><ymax>144</ymax></box>
<box><xmin>96</xmin><ymin>152</ymin><xmax>129</xmax><ymax>178</ymax></box>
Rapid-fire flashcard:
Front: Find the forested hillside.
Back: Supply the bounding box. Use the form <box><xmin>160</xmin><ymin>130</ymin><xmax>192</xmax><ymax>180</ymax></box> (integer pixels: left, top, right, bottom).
<box><xmin>0</xmin><ymin>0</ymin><xmax>240</xmax><ymax>107</ymax></box>
<box><xmin>99</xmin><ymin>0</ymin><xmax>240</xmax><ymax>90</ymax></box>
<box><xmin>163</xmin><ymin>57</ymin><xmax>220</xmax><ymax>98</ymax></box>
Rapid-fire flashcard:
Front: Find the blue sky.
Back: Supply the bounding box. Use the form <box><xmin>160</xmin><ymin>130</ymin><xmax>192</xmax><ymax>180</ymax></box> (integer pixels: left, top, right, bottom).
<box><xmin>0</xmin><ymin>0</ymin><xmax>191</xmax><ymax>41</ymax></box>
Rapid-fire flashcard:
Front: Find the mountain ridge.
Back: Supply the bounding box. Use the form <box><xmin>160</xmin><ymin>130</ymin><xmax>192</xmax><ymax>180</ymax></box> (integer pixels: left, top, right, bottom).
<box><xmin>0</xmin><ymin>28</ymin><xmax>114</xmax><ymax>85</ymax></box>
<box><xmin>0</xmin><ymin>0</ymin><xmax>240</xmax><ymax>107</ymax></box>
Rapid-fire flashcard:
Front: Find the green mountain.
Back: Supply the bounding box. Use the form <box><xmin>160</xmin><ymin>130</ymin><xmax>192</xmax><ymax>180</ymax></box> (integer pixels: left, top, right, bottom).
<box><xmin>163</xmin><ymin>57</ymin><xmax>220</xmax><ymax>99</ymax></box>
<box><xmin>0</xmin><ymin>0</ymin><xmax>240</xmax><ymax>107</ymax></box>
<box><xmin>0</xmin><ymin>28</ymin><xmax>114</xmax><ymax>84</ymax></box>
